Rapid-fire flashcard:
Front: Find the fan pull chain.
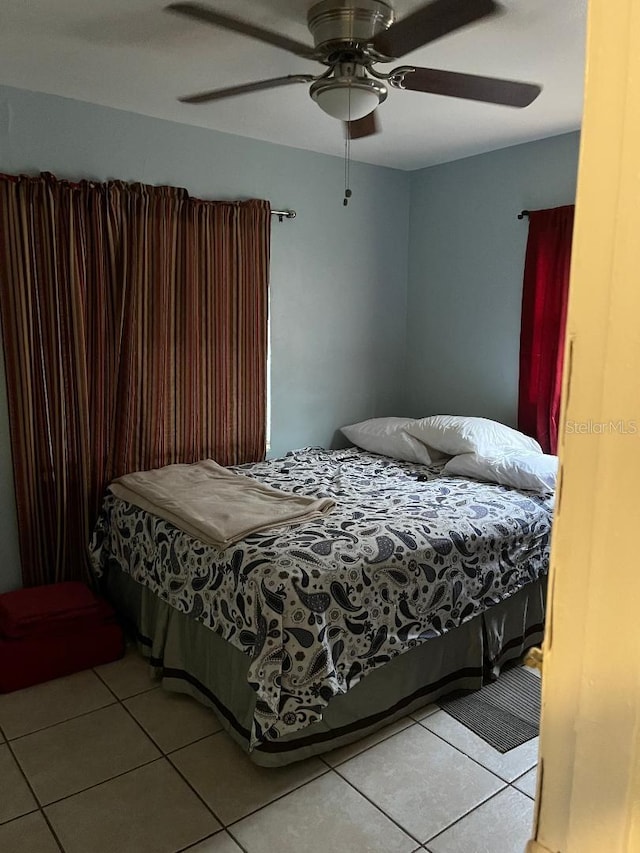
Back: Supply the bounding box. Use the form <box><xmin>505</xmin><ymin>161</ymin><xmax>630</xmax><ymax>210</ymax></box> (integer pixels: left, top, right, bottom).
<box><xmin>343</xmin><ymin>135</ymin><xmax>352</xmax><ymax>206</ymax></box>
<box><xmin>344</xmin><ymin>86</ymin><xmax>352</xmax><ymax>206</ymax></box>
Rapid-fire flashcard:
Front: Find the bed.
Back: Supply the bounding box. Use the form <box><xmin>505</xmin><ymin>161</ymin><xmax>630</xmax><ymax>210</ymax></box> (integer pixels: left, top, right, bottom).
<box><xmin>89</xmin><ymin>446</ymin><xmax>552</xmax><ymax>765</ymax></box>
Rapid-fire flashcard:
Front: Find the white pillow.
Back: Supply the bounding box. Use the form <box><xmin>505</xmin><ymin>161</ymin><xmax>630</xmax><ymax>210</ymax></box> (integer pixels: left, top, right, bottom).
<box><xmin>443</xmin><ymin>451</ymin><xmax>558</xmax><ymax>494</ymax></box>
<box><xmin>341</xmin><ymin>417</ymin><xmax>434</xmax><ymax>465</ymax></box>
<box><xmin>405</xmin><ymin>415</ymin><xmax>542</xmax><ymax>458</ymax></box>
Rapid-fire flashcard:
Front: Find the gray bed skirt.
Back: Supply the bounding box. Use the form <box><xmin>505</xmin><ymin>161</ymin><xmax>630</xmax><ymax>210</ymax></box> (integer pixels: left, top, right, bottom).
<box><xmin>105</xmin><ymin>566</ymin><xmax>546</xmax><ymax>766</ymax></box>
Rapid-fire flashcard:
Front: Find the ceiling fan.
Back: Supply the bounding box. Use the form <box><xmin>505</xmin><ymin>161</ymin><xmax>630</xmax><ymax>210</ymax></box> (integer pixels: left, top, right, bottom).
<box><xmin>166</xmin><ymin>0</ymin><xmax>542</xmax><ymax>140</ymax></box>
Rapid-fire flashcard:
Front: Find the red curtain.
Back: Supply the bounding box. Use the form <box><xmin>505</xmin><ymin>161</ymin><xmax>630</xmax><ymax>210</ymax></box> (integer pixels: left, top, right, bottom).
<box><xmin>0</xmin><ymin>172</ymin><xmax>270</xmax><ymax>586</ymax></box>
<box><xmin>518</xmin><ymin>205</ymin><xmax>575</xmax><ymax>454</ymax></box>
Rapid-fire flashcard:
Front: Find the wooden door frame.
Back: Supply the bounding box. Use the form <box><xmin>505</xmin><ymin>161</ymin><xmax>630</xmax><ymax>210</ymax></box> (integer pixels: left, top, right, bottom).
<box><xmin>528</xmin><ymin>1</ymin><xmax>640</xmax><ymax>851</ymax></box>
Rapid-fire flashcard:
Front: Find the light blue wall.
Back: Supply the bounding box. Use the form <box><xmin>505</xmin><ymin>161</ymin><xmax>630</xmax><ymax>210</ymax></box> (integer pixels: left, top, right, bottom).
<box><xmin>0</xmin><ymin>87</ymin><xmax>581</xmax><ymax>594</ymax></box>
<box><xmin>0</xmin><ymin>85</ymin><xmax>411</xmax><ymax>591</ymax></box>
<box><xmin>404</xmin><ymin>131</ymin><xmax>581</xmax><ymax>425</ymax></box>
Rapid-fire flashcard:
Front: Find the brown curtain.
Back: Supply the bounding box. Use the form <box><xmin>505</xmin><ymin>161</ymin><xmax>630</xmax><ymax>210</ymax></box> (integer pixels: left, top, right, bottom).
<box><xmin>0</xmin><ymin>172</ymin><xmax>270</xmax><ymax>587</ymax></box>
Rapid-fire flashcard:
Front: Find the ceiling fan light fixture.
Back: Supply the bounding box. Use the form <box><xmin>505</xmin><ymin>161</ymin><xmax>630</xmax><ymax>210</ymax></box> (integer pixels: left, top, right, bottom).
<box><xmin>310</xmin><ymin>77</ymin><xmax>387</xmax><ymax>121</ymax></box>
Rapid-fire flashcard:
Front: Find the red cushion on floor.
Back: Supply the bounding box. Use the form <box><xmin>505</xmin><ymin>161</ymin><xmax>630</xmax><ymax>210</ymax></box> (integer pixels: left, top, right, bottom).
<box><xmin>0</xmin><ymin>582</ymin><xmax>107</xmax><ymax>638</ymax></box>
<box><xmin>0</xmin><ymin>620</ymin><xmax>125</xmax><ymax>693</ymax></box>
<box><xmin>0</xmin><ymin>582</ymin><xmax>125</xmax><ymax>692</ymax></box>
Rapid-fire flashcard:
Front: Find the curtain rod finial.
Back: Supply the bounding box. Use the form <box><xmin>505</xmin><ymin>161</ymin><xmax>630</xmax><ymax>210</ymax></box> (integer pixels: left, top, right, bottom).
<box><xmin>518</xmin><ymin>210</ymin><xmax>530</xmax><ymax>220</ymax></box>
<box><xmin>271</xmin><ymin>209</ymin><xmax>296</xmax><ymax>223</ymax></box>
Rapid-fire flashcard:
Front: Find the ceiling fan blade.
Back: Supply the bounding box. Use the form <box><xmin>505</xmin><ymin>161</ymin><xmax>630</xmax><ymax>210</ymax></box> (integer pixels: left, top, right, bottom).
<box><xmin>372</xmin><ymin>0</ymin><xmax>500</xmax><ymax>59</ymax></box>
<box><xmin>165</xmin><ymin>2</ymin><xmax>317</xmax><ymax>60</ymax></box>
<box><xmin>179</xmin><ymin>74</ymin><xmax>315</xmax><ymax>105</ymax></box>
<box><xmin>395</xmin><ymin>67</ymin><xmax>541</xmax><ymax>107</ymax></box>
<box><xmin>345</xmin><ymin>112</ymin><xmax>380</xmax><ymax>140</ymax></box>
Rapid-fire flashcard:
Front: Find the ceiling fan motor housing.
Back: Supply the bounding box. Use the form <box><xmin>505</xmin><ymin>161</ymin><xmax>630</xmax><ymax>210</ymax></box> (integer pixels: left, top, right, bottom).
<box><xmin>307</xmin><ymin>0</ymin><xmax>395</xmax><ymax>60</ymax></box>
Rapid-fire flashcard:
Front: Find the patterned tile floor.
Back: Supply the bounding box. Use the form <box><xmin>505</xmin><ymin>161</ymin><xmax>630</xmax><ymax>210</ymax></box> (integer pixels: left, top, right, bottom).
<box><xmin>0</xmin><ymin>650</ymin><xmax>539</xmax><ymax>853</ymax></box>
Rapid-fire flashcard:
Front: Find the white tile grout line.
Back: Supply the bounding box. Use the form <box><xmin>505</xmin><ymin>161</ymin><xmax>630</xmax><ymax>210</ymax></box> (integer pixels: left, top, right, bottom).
<box><xmin>328</xmin><ymin>761</ymin><xmax>432</xmax><ymax>849</ymax></box>
<box><xmin>226</xmin><ymin>825</ymin><xmax>261</xmax><ymax>853</ymax></box>
<box><xmin>423</xmin><ymin>784</ymin><xmax>534</xmax><ymax>847</ymax></box>
<box><xmin>0</xmin><ymin>653</ymin><xmax>160</xmax><ymax>741</ymax></box>
<box><xmin>3</xmin><ymin>679</ymin><xmax>166</xmax><ymax>807</ymax></box>
<box><xmin>0</xmin><ymin>811</ymin><xmax>66</xmax><ymax>853</ymax></box>
<box><xmin>168</xmin><ymin>747</ymin><xmax>335</xmax><ymax>833</ymax></box>
<box><xmin>265</xmin><ymin>761</ymin><xmax>428</xmax><ymax>847</ymax></box>
<box><xmin>7</xmin><ymin>667</ymin><xmax>333</xmax><ymax>849</ymax></box>
<box><xmin>226</xmin><ymin>824</ymin><xmax>264</xmax><ymax>853</ymax></box>
<box><xmin>513</xmin><ymin>765</ymin><xmax>537</xmax><ymax>784</ymax></box>
<box><xmin>0</xmin><ymin>808</ymin><xmax>39</xmax><ymax>829</ymax></box>
<box><xmin>3</xmin><ymin>662</ymin><xmax>224</xmax><ymax>851</ymax></box>
<box><xmin>0</xmin><ymin>791</ymin><xmax>42</xmax><ymax>824</ymax></box>
<box><xmin>409</xmin><ymin>706</ymin><xmax>440</xmax><ymax>723</ymax></box>
<box><xmin>160</xmin><ymin>710</ymin><xmax>493</xmax><ymax>849</ymax></box>
<box><xmin>154</xmin><ymin>704</ymin><xmax>397</xmax><ymax>848</ymax></box>
<box><xmin>91</xmin><ymin>664</ymin><xmax>160</xmax><ymax>701</ymax></box>
<box><xmin>0</xmin><ymin>698</ymin><xmax>119</xmax><ymax>743</ymax></box>
<box><xmin>99</xmin><ymin>660</ymin><xmax>464</xmax><ymax>846</ymax></box>
<box><xmin>365</xmin><ymin>728</ymin><xmax>527</xmax><ymax>841</ymax></box>
<box><xmin>1</xmin><ymin>734</ymin><xmax>66</xmax><ymax>852</ymax></box>
<box><xmin>159</xmin><ymin>752</ymin><xmax>228</xmax><ymax>829</ymax></box>
<box><xmin>324</xmin><ymin>723</ymin><xmax>527</xmax><ymax>850</ymax></box>
<box><xmin>37</xmin><ymin>754</ymin><xmax>227</xmax><ymax>853</ymax></box>
<box><xmin>5</xmin><ymin>686</ymin><xmax>420</xmax><ymax>853</ymax></box>
<box><xmin>163</xmin><ymin>728</ymin><xmax>225</xmax><ymax>756</ymax></box>
<box><xmin>3</xmin><ymin>666</ymin><xmax>536</xmax><ymax>853</ymax></box>
<box><xmin>38</xmin><ymin>756</ymin><xmax>168</xmax><ymax>809</ymax></box>
<box><xmin>320</xmin><ymin>716</ymin><xmax>417</xmax><ymax>768</ymax></box>
<box><xmin>178</xmin><ymin>829</ymin><xmax>249</xmax><ymax>853</ymax></box>
<box><xmin>414</xmin><ymin>716</ymin><xmax>538</xmax><ymax>784</ymax></box>
<box><xmin>177</xmin><ymin>828</ymin><xmax>250</xmax><ymax>853</ymax></box>
<box><xmin>510</xmin><ymin>781</ymin><xmax>535</xmax><ymax>801</ymax></box>
<box><xmin>111</xmin><ymin>688</ymin><xmax>232</xmax><ymax>834</ymax></box>
<box><xmin>219</xmin><ymin>765</ymin><xmax>419</xmax><ymax>849</ymax></box>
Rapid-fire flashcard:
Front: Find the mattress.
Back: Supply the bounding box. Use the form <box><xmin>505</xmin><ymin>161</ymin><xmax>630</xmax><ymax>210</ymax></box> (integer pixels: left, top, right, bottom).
<box><xmin>90</xmin><ymin>447</ymin><xmax>553</xmax><ymax>750</ymax></box>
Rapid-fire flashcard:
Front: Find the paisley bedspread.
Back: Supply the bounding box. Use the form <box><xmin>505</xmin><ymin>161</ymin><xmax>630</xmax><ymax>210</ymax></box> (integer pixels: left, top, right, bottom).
<box><xmin>89</xmin><ymin>447</ymin><xmax>553</xmax><ymax>748</ymax></box>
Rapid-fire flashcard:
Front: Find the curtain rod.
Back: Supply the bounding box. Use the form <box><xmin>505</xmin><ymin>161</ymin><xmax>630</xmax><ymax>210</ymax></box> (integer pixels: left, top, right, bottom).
<box><xmin>271</xmin><ymin>209</ymin><xmax>297</xmax><ymax>223</ymax></box>
<box><xmin>517</xmin><ymin>210</ymin><xmax>530</xmax><ymax>219</ymax></box>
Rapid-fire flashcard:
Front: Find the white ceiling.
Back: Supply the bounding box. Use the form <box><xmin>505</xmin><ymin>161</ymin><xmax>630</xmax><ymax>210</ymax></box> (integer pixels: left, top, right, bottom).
<box><xmin>0</xmin><ymin>0</ymin><xmax>586</xmax><ymax>171</ymax></box>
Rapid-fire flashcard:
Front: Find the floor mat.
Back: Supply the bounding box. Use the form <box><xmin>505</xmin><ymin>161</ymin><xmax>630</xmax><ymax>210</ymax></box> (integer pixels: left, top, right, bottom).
<box><xmin>438</xmin><ymin>666</ymin><xmax>541</xmax><ymax>753</ymax></box>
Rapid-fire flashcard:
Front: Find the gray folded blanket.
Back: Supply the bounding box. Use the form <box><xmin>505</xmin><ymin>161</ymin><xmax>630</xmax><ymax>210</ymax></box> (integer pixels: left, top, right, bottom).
<box><xmin>109</xmin><ymin>459</ymin><xmax>335</xmax><ymax>549</ymax></box>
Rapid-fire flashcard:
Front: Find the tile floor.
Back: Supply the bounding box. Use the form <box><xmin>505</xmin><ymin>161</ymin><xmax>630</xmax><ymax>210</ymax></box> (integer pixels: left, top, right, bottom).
<box><xmin>0</xmin><ymin>650</ymin><xmax>539</xmax><ymax>853</ymax></box>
